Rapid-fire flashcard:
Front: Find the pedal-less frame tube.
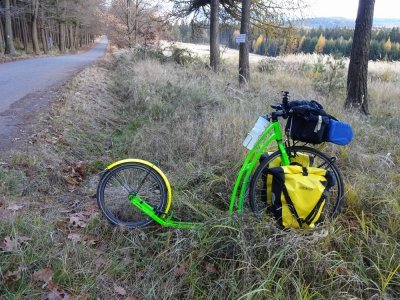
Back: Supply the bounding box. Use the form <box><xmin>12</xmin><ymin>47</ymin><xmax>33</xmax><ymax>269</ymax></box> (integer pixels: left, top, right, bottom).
<box><xmin>103</xmin><ymin>121</ymin><xmax>290</xmax><ymax>228</ymax></box>
<box><xmin>229</xmin><ymin>121</ymin><xmax>289</xmax><ymax>215</ymax></box>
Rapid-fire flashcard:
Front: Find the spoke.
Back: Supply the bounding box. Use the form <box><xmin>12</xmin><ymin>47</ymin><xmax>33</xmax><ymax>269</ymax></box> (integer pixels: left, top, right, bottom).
<box><xmin>111</xmin><ymin>172</ymin><xmax>134</xmax><ymax>194</ymax></box>
<box><xmin>135</xmin><ymin>169</ymin><xmax>151</xmax><ymax>195</ymax></box>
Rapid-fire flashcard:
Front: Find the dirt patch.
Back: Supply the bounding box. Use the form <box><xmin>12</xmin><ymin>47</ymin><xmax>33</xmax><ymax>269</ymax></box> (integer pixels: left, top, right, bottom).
<box><xmin>0</xmin><ymin>85</ymin><xmax>62</xmax><ymax>155</ymax></box>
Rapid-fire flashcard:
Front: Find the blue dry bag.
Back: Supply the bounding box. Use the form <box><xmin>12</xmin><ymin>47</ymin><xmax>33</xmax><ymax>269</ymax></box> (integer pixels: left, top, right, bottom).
<box><xmin>327</xmin><ymin>119</ymin><xmax>354</xmax><ymax>145</ymax></box>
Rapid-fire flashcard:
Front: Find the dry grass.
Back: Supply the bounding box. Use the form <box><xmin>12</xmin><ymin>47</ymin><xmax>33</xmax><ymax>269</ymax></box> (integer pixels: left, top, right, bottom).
<box><xmin>0</xmin><ymin>46</ymin><xmax>399</xmax><ymax>299</ymax></box>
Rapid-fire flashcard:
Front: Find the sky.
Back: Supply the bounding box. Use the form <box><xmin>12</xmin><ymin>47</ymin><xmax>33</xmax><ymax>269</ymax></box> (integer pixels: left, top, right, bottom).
<box><xmin>309</xmin><ymin>0</ymin><xmax>400</xmax><ymax>19</ymax></box>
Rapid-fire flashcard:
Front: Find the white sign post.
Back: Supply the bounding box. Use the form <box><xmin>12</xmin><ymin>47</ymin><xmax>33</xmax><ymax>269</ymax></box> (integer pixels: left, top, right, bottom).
<box><xmin>235</xmin><ymin>34</ymin><xmax>246</xmax><ymax>43</ymax></box>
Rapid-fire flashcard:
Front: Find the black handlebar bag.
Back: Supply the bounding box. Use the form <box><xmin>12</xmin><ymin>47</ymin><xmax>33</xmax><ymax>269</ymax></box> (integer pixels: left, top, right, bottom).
<box><xmin>285</xmin><ymin>101</ymin><xmax>330</xmax><ymax>144</ymax></box>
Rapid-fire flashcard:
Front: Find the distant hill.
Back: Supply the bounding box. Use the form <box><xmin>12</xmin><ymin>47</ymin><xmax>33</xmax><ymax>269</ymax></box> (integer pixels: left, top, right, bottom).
<box><xmin>296</xmin><ymin>17</ymin><xmax>400</xmax><ymax>29</ymax></box>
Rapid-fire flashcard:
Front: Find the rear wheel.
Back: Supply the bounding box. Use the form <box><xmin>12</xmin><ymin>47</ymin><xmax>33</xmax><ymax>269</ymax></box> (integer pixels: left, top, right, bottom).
<box><xmin>249</xmin><ymin>146</ymin><xmax>344</xmax><ymax>223</ymax></box>
<box><xmin>96</xmin><ymin>162</ymin><xmax>168</xmax><ymax>228</ymax></box>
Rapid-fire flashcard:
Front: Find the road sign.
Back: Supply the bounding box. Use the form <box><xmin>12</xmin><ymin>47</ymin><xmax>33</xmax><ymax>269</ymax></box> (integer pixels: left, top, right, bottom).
<box><xmin>235</xmin><ymin>34</ymin><xmax>246</xmax><ymax>43</ymax></box>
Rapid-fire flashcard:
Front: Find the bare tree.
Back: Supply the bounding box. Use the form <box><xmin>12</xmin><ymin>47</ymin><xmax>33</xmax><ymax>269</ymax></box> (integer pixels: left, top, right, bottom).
<box><xmin>345</xmin><ymin>0</ymin><xmax>375</xmax><ymax>115</ymax></box>
<box><xmin>107</xmin><ymin>0</ymin><xmax>163</xmax><ymax>48</ymax></box>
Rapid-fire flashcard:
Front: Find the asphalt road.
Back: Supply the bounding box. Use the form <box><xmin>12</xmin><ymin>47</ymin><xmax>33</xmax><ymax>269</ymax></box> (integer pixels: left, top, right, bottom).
<box><xmin>0</xmin><ymin>36</ymin><xmax>108</xmax><ymax>152</ymax></box>
<box><xmin>0</xmin><ymin>36</ymin><xmax>108</xmax><ymax>113</ymax></box>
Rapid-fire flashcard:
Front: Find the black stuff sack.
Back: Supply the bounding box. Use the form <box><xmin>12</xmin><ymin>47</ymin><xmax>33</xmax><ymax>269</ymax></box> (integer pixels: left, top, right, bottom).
<box><xmin>285</xmin><ymin>101</ymin><xmax>330</xmax><ymax>144</ymax></box>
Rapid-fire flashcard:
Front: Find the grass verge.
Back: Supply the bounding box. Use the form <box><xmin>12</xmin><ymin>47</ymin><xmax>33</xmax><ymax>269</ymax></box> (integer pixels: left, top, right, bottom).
<box><xmin>0</xmin><ymin>47</ymin><xmax>399</xmax><ymax>299</ymax></box>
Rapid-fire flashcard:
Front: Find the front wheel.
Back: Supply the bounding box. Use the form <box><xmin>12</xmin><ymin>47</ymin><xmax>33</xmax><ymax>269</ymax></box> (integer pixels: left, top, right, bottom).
<box><xmin>249</xmin><ymin>146</ymin><xmax>345</xmax><ymax>223</ymax></box>
<box><xmin>96</xmin><ymin>162</ymin><xmax>169</xmax><ymax>228</ymax></box>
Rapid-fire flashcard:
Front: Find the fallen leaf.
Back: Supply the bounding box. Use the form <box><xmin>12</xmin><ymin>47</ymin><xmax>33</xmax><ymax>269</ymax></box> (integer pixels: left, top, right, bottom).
<box><xmin>69</xmin><ymin>213</ymin><xmax>87</xmax><ymax>228</ymax></box>
<box><xmin>71</xmin><ymin>294</ymin><xmax>90</xmax><ymax>300</ymax></box>
<box><xmin>18</xmin><ymin>236</ymin><xmax>33</xmax><ymax>243</ymax></box>
<box><xmin>62</xmin><ymin>165</ymin><xmax>71</xmax><ymax>173</ymax></box>
<box><xmin>74</xmin><ymin>163</ymin><xmax>85</xmax><ymax>177</ymax></box>
<box><xmin>174</xmin><ymin>262</ymin><xmax>187</xmax><ymax>278</ymax></box>
<box><xmin>0</xmin><ymin>236</ymin><xmax>17</xmax><ymax>251</ymax></box>
<box><xmin>4</xmin><ymin>269</ymin><xmax>21</xmax><ymax>283</ymax></box>
<box><xmin>82</xmin><ymin>202</ymin><xmax>99</xmax><ymax>216</ymax></box>
<box><xmin>45</xmin><ymin>287</ymin><xmax>70</xmax><ymax>300</ymax></box>
<box><xmin>63</xmin><ymin>176</ymin><xmax>80</xmax><ymax>186</ymax></box>
<box><xmin>94</xmin><ymin>257</ymin><xmax>108</xmax><ymax>271</ymax></box>
<box><xmin>33</xmin><ymin>268</ymin><xmax>53</xmax><ymax>283</ymax></box>
<box><xmin>205</xmin><ymin>263</ymin><xmax>219</xmax><ymax>274</ymax></box>
<box><xmin>4</xmin><ymin>265</ymin><xmax>28</xmax><ymax>283</ymax></box>
<box><xmin>7</xmin><ymin>203</ymin><xmax>24</xmax><ymax>211</ymax></box>
<box><xmin>55</xmin><ymin>220</ymin><xmax>68</xmax><ymax>229</ymax></box>
<box><xmin>0</xmin><ymin>199</ymin><xmax>4</xmax><ymax>207</ymax></box>
<box><xmin>67</xmin><ymin>233</ymin><xmax>82</xmax><ymax>243</ymax></box>
<box><xmin>113</xmin><ymin>283</ymin><xmax>126</xmax><ymax>296</ymax></box>
<box><xmin>83</xmin><ymin>235</ymin><xmax>98</xmax><ymax>246</ymax></box>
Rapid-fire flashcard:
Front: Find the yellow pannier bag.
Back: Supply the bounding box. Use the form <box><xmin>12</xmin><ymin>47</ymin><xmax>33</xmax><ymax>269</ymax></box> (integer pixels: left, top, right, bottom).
<box><xmin>261</xmin><ymin>152</ymin><xmax>313</xmax><ymax>206</ymax></box>
<box><xmin>268</xmin><ymin>165</ymin><xmax>335</xmax><ymax>229</ymax></box>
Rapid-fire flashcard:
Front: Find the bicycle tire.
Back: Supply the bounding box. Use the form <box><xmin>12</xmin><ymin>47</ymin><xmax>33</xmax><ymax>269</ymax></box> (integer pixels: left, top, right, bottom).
<box><xmin>249</xmin><ymin>146</ymin><xmax>344</xmax><ymax>222</ymax></box>
<box><xmin>96</xmin><ymin>162</ymin><xmax>168</xmax><ymax>228</ymax></box>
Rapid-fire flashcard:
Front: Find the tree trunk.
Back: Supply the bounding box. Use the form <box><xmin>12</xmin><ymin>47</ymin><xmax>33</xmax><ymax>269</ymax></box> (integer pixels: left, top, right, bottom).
<box><xmin>68</xmin><ymin>24</ymin><xmax>75</xmax><ymax>52</ymax></box>
<box><xmin>345</xmin><ymin>0</ymin><xmax>375</xmax><ymax>115</ymax></box>
<box><xmin>31</xmin><ymin>0</ymin><xmax>40</xmax><ymax>54</ymax></box>
<box><xmin>127</xmin><ymin>0</ymin><xmax>132</xmax><ymax>48</ymax></box>
<box><xmin>239</xmin><ymin>0</ymin><xmax>250</xmax><ymax>86</ymax></box>
<box><xmin>40</xmin><ymin>2</ymin><xmax>48</xmax><ymax>54</ymax></box>
<box><xmin>210</xmin><ymin>0</ymin><xmax>220</xmax><ymax>72</ymax></box>
<box><xmin>21</xmin><ymin>18</ymin><xmax>29</xmax><ymax>51</ymax></box>
<box><xmin>4</xmin><ymin>0</ymin><xmax>16</xmax><ymax>55</ymax></box>
<box><xmin>59</xmin><ymin>21</ymin><xmax>66</xmax><ymax>53</ymax></box>
<box><xmin>0</xmin><ymin>16</ymin><xmax>5</xmax><ymax>53</ymax></box>
<box><xmin>74</xmin><ymin>24</ymin><xmax>79</xmax><ymax>50</ymax></box>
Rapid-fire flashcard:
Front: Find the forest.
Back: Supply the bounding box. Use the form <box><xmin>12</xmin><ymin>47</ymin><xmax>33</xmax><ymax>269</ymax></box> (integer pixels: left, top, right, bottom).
<box><xmin>170</xmin><ymin>22</ymin><xmax>400</xmax><ymax>61</ymax></box>
<box><xmin>0</xmin><ymin>0</ymin><xmax>104</xmax><ymax>55</ymax></box>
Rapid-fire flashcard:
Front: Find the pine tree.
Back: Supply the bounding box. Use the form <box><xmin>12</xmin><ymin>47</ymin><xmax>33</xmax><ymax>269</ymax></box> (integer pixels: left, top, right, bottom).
<box><xmin>345</xmin><ymin>0</ymin><xmax>375</xmax><ymax>114</ymax></box>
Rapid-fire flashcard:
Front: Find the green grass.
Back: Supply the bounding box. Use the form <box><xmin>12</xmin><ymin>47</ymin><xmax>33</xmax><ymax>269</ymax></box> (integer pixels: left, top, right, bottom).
<box><xmin>0</xmin><ymin>47</ymin><xmax>399</xmax><ymax>299</ymax></box>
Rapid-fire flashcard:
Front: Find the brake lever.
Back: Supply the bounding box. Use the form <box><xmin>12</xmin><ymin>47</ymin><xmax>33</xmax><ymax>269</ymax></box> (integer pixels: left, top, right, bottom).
<box><xmin>270</xmin><ymin>103</ymin><xmax>282</xmax><ymax>110</ymax></box>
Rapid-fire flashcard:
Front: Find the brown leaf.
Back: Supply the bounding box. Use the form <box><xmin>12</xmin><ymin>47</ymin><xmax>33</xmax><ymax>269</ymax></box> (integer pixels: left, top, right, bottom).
<box><xmin>94</xmin><ymin>257</ymin><xmax>108</xmax><ymax>271</ymax></box>
<box><xmin>4</xmin><ymin>265</ymin><xmax>28</xmax><ymax>283</ymax></box>
<box><xmin>33</xmin><ymin>268</ymin><xmax>53</xmax><ymax>283</ymax></box>
<box><xmin>63</xmin><ymin>176</ymin><xmax>80</xmax><ymax>186</ymax></box>
<box><xmin>0</xmin><ymin>199</ymin><xmax>4</xmax><ymax>207</ymax></box>
<box><xmin>71</xmin><ymin>294</ymin><xmax>90</xmax><ymax>300</ymax></box>
<box><xmin>4</xmin><ymin>269</ymin><xmax>21</xmax><ymax>283</ymax></box>
<box><xmin>74</xmin><ymin>163</ymin><xmax>85</xmax><ymax>177</ymax></box>
<box><xmin>83</xmin><ymin>235</ymin><xmax>98</xmax><ymax>246</ymax></box>
<box><xmin>174</xmin><ymin>262</ymin><xmax>187</xmax><ymax>278</ymax></box>
<box><xmin>0</xmin><ymin>236</ymin><xmax>17</xmax><ymax>251</ymax></box>
<box><xmin>82</xmin><ymin>202</ymin><xmax>99</xmax><ymax>216</ymax></box>
<box><xmin>69</xmin><ymin>213</ymin><xmax>87</xmax><ymax>228</ymax></box>
<box><xmin>205</xmin><ymin>263</ymin><xmax>219</xmax><ymax>274</ymax></box>
<box><xmin>113</xmin><ymin>283</ymin><xmax>127</xmax><ymax>296</ymax></box>
<box><xmin>45</xmin><ymin>287</ymin><xmax>70</xmax><ymax>300</ymax></box>
<box><xmin>55</xmin><ymin>220</ymin><xmax>68</xmax><ymax>229</ymax></box>
<box><xmin>67</xmin><ymin>233</ymin><xmax>82</xmax><ymax>243</ymax></box>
